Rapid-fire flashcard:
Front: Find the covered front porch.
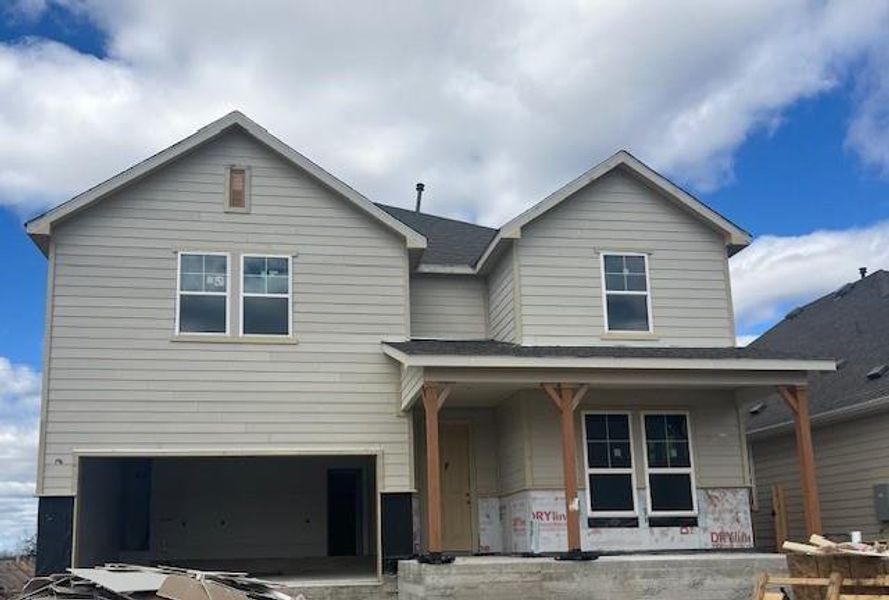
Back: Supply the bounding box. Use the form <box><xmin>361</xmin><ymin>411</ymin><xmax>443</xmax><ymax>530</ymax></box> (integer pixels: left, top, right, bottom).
<box><xmin>383</xmin><ymin>341</ymin><xmax>834</xmax><ymax>558</ymax></box>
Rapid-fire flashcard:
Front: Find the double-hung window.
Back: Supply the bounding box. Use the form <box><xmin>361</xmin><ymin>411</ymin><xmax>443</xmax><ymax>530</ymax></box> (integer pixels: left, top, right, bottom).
<box><xmin>583</xmin><ymin>413</ymin><xmax>636</xmax><ymax>516</ymax></box>
<box><xmin>643</xmin><ymin>413</ymin><xmax>697</xmax><ymax>516</ymax></box>
<box><xmin>176</xmin><ymin>252</ymin><xmax>229</xmax><ymax>334</ymax></box>
<box><xmin>241</xmin><ymin>255</ymin><xmax>292</xmax><ymax>336</ymax></box>
<box><xmin>601</xmin><ymin>253</ymin><xmax>652</xmax><ymax>332</ymax></box>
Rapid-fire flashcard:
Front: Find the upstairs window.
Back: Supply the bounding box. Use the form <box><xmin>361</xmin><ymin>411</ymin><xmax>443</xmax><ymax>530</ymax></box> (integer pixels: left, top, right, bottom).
<box><xmin>226</xmin><ymin>167</ymin><xmax>250</xmax><ymax>212</ymax></box>
<box><xmin>177</xmin><ymin>252</ymin><xmax>229</xmax><ymax>334</ymax></box>
<box><xmin>643</xmin><ymin>413</ymin><xmax>697</xmax><ymax>516</ymax></box>
<box><xmin>583</xmin><ymin>413</ymin><xmax>637</xmax><ymax>516</ymax></box>
<box><xmin>602</xmin><ymin>253</ymin><xmax>652</xmax><ymax>332</ymax></box>
<box><xmin>241</xmin><ymin>255</ymin><xmax>291</xmax><ymax>336</ymax></box>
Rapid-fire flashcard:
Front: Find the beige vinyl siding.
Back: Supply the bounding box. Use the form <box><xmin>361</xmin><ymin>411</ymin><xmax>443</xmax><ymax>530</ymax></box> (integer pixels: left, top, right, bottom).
<box><xmin>42</xmin><ymin>129</ymin><xmax>412</xmax><ymax>495</ymax></box>
<box><xmin>751</xmin><ymin>410</ymin><xmax>889</xmax><ymax>550</ymax></box>
<box><xmin>518</xmin><ymin>388</ymin><xmax>745</xmax><ymax>491</ymax></box>
<box><xmin>516</xmin><ymin>169</ymin><xmax>734</xmax><ymax>346</ymax></box>
<box><xmin>410</xmin><ymin>275</ymin><xmax>488</xmax><ymax>340</ymax></box>
<box><xmin>487</xmin><ymin>249</ymin><xmax>516</xmax><ymax>342</ymax></box>
<box><xmin>496</xmin><ymin>395</ymin><xmax>529</xmax><ymax>494</ymax></box>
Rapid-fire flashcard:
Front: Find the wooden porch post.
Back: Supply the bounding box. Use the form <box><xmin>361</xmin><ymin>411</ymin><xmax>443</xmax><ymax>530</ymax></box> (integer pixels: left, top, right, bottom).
<box><xmin>421</xmin><ymin>383</ymin><xmax>450</xmax><ymax>556</ymax></box>
<box><xmin>777</xmin><ymin>385</ymin><xmax>822</xmax><ymax>536</ymax></box>
<box><xmin>543</xmin><ymin>383</ymin><xmax>588</xmax><ymax>555</ymax></box>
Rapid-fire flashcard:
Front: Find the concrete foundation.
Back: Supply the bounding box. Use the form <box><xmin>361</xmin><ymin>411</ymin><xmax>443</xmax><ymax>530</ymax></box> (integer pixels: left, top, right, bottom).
<box><xmin>282</xmin><ymin>575</ymin><xmax>397</xmax><ymax>600</ymax></box>
<box><xmin>398</xmin><ymin>553</ymin><xmax>786</xmax><ymax>600</ymax></box>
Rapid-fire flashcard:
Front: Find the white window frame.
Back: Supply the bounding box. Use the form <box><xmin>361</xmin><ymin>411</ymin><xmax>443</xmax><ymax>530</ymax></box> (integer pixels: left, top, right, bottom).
<box><xmin>174</xmin><ymin>251</ymin><xmax>231</xmax><ymax>336</ymax></box>
<box><xmin>600</xmin><ymin>252</ymin><xmax>654</xmax><ymax>333</ymax></box>
<box><xmin>240</xmin><ymin>254</ymin><xmax>293</xmax><ymax>337</ymax></box>
<box><xmin>581</xmin><ymin>410</ymin><xmax>639</xmax><ymax>518</ymax></box>
<box><xmin>224</xmin><ymin>165</ymin><xmax>251</xmax><ymax>213</ymax></box>
<box><xmin>640</xmin><ymin>411</ymin><xmax>698</xmax><ymax>518</ymax></box>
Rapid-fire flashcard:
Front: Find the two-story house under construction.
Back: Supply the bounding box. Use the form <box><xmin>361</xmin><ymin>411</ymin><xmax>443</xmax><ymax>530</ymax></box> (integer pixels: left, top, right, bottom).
<box><xmin>26</xmin><ymin>112</ymin><xmax>833</xmax><ymax>581</ymax></box>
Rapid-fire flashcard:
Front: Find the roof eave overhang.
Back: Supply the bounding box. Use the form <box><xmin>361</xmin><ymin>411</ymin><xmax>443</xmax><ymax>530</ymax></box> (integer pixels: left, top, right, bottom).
<box><xmin>474</xmin><ymin>151</ymin><xmax>751</xmax><ymax>272</ymax></box>
<box><xmin>25</xmin><ymin>112</ymin><xmax>427</xmax><ymax>254</ymax></box>
<box><xmin>748</xmin><ymin>392</ymin><xmax>889</xmax><ymax>441</ymax></box>
<box><xmin>380</xmin><ymin>344</ymin><xmax>835</xmax><ymax>373</ymax></box>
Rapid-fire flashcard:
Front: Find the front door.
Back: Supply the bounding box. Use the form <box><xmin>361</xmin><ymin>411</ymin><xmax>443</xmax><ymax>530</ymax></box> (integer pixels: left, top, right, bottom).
<box><xmin>440</xmin><ymin>422</ymin><xmax>473</xmax><ymax>552</ymax></box>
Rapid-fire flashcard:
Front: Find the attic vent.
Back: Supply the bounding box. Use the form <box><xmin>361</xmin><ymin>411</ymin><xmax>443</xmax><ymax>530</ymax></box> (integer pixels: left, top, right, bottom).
<box><xmin>225</xmin><ymin>166</ymin><xmax>250</xmax><ymax>212</ymax></box>
<box><xmin>867</xmin><ymin>364</ymin><xmax>889</xmax><ymax>380</ymax></box>
<box><xmin>785</xmin><ymin>307</ymin><xmax>804</xmax><ymax>320</ymax></box>
<box><xmin>834</xmin><ymin>282</ymin><xmax>855</xmax><ymax>299</ymax></box>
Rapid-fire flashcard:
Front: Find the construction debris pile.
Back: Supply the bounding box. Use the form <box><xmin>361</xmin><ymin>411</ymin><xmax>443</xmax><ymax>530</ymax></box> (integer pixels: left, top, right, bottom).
<box><xmin>783</xmin><ymin>534</ymin><xmax>889</xmax><ymax>557</ymax></box>
<box><xmin>14</xmin><ymin>565</ymin><xmax>302</xmax><ymax>600</ymax></box>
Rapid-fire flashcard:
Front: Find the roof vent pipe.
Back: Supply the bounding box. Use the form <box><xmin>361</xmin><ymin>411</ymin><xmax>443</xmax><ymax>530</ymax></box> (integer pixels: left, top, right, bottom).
<box><xmin>415</xmin><ymin>182</ymin><xmax>425</xmax><ymax>212</ymax></box>
<box><xmin>860</xmin><ymin>267</ymin><xmax>868</xmax><ymax>279</ymax></box>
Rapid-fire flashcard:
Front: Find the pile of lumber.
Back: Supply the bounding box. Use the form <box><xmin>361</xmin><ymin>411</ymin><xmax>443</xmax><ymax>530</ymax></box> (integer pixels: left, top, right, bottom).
<box><xmin>783</xmin><ymin>534</ymin><xmax>889</xmax><ymax>557</ymax></box>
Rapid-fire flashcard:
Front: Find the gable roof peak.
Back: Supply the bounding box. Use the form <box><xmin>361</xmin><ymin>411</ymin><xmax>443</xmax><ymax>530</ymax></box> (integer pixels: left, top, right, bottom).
<box><xmin>25</xmin><ymin>111</ymin><xmax>427</xmax><ymax>255</ymax></box>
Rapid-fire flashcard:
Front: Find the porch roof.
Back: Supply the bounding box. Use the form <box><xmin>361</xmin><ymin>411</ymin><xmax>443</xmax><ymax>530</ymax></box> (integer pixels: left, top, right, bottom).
<box><xmin>382</xmin><ymin>340</ymin><xmax>835</xmax><ymax>371</ymax></box>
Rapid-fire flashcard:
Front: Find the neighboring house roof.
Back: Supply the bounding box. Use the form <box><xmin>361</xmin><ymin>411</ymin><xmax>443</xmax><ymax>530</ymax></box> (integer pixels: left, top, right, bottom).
<box><xmin>375</xmin><ymin>204</ymin><xmax>497</xmax><ymax>268</ymax></box>
<box><xmin>24</xmin><ymin>111</ymin><xmax>427</xmax><ymax>255</ymax></box>
<box><xmin>747</xmin><ymin>270</ymin><xmax>889</xmax><ymax>434</ymax></box>
<box><xmin>382</xmin><ymin>339</ymin><xmax>834</xmax><ymax>371</ymax></box>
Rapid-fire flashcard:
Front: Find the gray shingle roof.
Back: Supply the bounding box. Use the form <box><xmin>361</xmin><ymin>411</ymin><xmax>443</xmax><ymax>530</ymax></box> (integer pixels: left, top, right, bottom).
<box><xmin>375</xmin><ymin>204</ymin><xmax>497</xmax><ymax>267</ymax></box>
<box><xmin>384</xmin><ymin>339</ymin><xmax>826</xmax><ymax>360</ymax></box>
<box><xmin>747</xmin><ymin>269</ymin><xmax>889</xmax><ymax>432</ymax></box>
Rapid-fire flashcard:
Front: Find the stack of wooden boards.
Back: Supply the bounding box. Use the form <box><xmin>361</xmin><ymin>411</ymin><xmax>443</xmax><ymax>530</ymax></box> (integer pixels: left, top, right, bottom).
<box><xmin>753</xmin><ymin>535</ymin><xmax>889</xmax><ymax>599</ymax></box>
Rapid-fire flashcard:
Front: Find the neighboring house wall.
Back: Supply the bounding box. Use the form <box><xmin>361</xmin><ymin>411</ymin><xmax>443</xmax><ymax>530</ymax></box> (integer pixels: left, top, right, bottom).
<box><xmin>751</xmin><ymin>410</ymin><xmax>889</xmax><ymax>550</ymax></box>
<box><xmin>515</xmin><ymin>169</ymin><xmax>735</xmax><ymax>346</ymax></box>
<box><xmin>410</xmin><ymin>275</ymin><xmax>488</xmax><ymax>339</ymax></box>
<box><xmin>487</xmin><ymin>248</ymin><xmax>517</xmax><ymax>342</ymax></box>
<box><xmin>41</xmin><ymin>129</ymin><xmax>412</xmax><ymax>495</ymax></box>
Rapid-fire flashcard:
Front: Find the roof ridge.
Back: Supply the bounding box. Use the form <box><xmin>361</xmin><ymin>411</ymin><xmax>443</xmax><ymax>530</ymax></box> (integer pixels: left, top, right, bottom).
<box><xmin>375</xmin><ymin>202</ymin><xmax>497</xmax><ymax>232</ymax></box>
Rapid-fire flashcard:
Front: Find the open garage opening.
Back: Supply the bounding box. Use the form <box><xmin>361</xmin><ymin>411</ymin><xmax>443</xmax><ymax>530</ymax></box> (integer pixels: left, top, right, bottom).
<box><xmin>74</xmin><ymin>454</ymin><xmax>378</xmax><ymax>582</ymax></box>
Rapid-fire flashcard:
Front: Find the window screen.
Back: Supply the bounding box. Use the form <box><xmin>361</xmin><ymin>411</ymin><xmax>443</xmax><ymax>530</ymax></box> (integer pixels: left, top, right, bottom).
<box><xmin>242</xmin><ymin>255</ymin><xmax>291</xmax><ymax>335</ymax></box>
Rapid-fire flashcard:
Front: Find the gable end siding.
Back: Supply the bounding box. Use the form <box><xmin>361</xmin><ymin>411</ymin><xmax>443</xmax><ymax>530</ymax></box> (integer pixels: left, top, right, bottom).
<box><xmin>517</xmin><ymin>170</ymin><xmax>734</xmax><ymax>346</ymax></box>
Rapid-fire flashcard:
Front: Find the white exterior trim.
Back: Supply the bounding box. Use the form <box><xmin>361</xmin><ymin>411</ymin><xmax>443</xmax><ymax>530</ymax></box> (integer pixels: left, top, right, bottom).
<box><xmin>380</xmin><ymin>344</ymin><xmax>836</xmax><ymax>372</ymax></box>
<box><xmin>25</xmin><ymin>111</ymin><xmax>427</xmax><ymax>252</ymax></box>
<box><xmin>475</xmin><ymin>150</ymin><xmax>750</xmax><ymax>272</ymax></box>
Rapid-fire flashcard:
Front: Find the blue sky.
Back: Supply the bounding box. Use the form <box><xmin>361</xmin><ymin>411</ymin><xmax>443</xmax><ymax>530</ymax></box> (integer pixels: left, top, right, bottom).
<box><xmin>0</xmin><ymin>0</ymin><xmax>888</xmax><ymax>553</ymax></box>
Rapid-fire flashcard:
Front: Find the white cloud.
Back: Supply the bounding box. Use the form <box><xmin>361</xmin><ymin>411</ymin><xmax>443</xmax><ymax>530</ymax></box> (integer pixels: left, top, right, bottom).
<box><xmin>736</xmin><ymin>334</ymin><xmax>759</xmax><ymax>347</ymax></box>
<box><xmin>0</xmin><ymin>0</ymin><xmax>887</xmax><ymax>224</ymax></box>
<box><xmin>0</xmin><ymin>358</ymin><xmax>40</xmax><ymax>554</ymax></box>
<box><xmin>730</xmin><ymin>220</ymin><xmax>889</xmax><ymax>332</ymax></box>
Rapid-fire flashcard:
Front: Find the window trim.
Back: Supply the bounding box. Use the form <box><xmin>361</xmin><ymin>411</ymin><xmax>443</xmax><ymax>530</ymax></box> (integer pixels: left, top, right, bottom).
<box><xmin>239</xmin><ymin>253</ymin><xmax>293</xmax><ymax>338</ymax></box>
<box><xmin>640</xmin><ymin>411</ymin><xmax>698</xmax><ymax>518</ymax></box>
<box><xmin>581</xmin><ymin>410</ymin><xmax>639</xmax><ymax>518</ymax></box>
<box><xmin>599</xmin><ymin>251</ymin><xmax>654</xmax><ymax>334</ymax></box>
<box><xmin>224</xmin><ymin>165</ymin><xmax>251</xmax><ymax>213</ymax></box>
<box><xmin>174</xmin><ymin>251</ymin><xmax>231</xmax><ymax>336</ymax></box>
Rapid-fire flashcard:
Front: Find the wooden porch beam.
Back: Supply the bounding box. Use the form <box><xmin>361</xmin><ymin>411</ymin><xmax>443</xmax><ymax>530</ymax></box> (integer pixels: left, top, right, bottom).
<box><xmin>421</xmin><ymin>383</ymin><xmax>450</xmax><ymax>555</ymax></box>
<box><xmin>542</xmin><ymin>383</ymin><xmax>583</xmax><ymax>553</ymax></box>
<box><xmin>777</xmin><ymin>384</ymin><xmax>822</xmax><ymax>535</ymax></box>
